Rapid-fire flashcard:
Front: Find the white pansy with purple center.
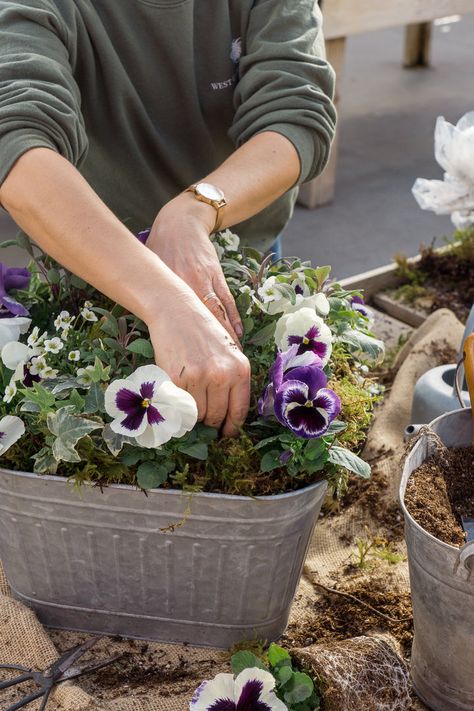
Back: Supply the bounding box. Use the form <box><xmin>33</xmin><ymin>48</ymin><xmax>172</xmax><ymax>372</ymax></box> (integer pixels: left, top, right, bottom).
<box><xmin>274</xmin><ymin>308</ymin><xmax>332</xmax><ymax>366</ymax></box>
<box><xmin>105</xmin><ymin>365</ymin><xmax>197</xmax><ymax>448</ymax></box>
<box><xmin>190</xmin><ymin>667</ymin><xmax>287</xmax><ymax>711</ymax></box>
<box><xmin>0</xmin><ymin>415</ymin><xmax>25</xmax><ymax>454</ymax></box>
<box><xmin>274</xmin><ymin>365</ymin><xmax>340</xmax><ymax>439</ymax></box>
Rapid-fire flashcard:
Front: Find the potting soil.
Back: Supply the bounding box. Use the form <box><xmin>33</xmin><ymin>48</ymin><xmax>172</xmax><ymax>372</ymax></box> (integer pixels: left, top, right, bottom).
<box><xmin>405</xmin><ymin>446</ymin><xmax>474</xmax><ymax>546</ymax></box>
<box><xmin>0</xmin><ymin>308</ymin><xmax>463</xmax><ymax>711</ymax></box>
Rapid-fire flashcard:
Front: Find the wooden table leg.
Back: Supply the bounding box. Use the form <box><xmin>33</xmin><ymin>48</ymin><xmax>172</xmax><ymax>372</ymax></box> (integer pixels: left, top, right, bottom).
<box><xmin>404</xmin><ymin>22</ymin><xmax>432</xmax><ymax>68</ymax></box>
<box><xmin>297</xmin><ymin>36</ymin><xmax>347</xmax><ymax>209</ymax></box>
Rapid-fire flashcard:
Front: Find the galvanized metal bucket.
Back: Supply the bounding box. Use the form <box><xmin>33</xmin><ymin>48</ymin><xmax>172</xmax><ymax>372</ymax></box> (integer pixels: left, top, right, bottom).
<box><xmin>400</xmin><ymin>408</ymin><xmax>474</xmax><ymax>710</ymax></box>
<box><xmin>0</xmin><ymin>467</ymin><xmax>327</xmax><ymax>648</ymax></box>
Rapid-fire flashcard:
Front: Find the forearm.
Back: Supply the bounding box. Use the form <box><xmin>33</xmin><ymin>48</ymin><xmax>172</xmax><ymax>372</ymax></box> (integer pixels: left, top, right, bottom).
<box><xmin>161</xmin><ymin>131</ymin><xmax>300</xmax><ymax>232</ymax></box>
<box><xmin>0</xmin><ymin>148</ymin><xmax>191</xmax><ymax>323</ymax></box>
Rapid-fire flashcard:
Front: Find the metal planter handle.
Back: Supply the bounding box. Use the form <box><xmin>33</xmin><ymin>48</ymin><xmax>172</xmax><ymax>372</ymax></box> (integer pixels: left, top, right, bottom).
<box><xmin>454</xmin><ymin>541</ymin><xmax>474</xmax><ymax>580</ymax></box>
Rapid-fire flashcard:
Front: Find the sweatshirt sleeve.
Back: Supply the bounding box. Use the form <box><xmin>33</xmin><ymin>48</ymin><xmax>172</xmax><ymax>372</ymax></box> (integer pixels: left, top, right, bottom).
<box><xmin>229</xmin><ymin>0</ymin><xmax>336</xmax><ymax>184</ymax></box>
<box><xmin>0</xmin><ymin>0</ymin><xmax>87</xmax><ymax>186</ymax></box>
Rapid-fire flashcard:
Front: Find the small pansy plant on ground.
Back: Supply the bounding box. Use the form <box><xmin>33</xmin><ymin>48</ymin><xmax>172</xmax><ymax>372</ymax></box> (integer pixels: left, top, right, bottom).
<box><xmin>0</xmin><ymin>230</ymin><xmax>383</xmax><ymax>496</ymax></box>
<box><xmin>190</xmin><ymin>643</ymin><xmax>319</xmax><ymax>711</ymax></box>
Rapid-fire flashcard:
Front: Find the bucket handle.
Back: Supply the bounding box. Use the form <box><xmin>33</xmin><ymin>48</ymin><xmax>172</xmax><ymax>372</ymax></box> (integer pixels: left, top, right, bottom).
<box><xmin>454</xmin><ymin>541</ymin><xmax>474</xmax><ymax>580</ymax></box>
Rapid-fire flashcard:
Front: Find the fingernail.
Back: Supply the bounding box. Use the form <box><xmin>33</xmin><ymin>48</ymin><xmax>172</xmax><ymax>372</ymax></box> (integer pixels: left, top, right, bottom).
<box><xmin>236</xmin><ymin>324</ymin><xmax>244</xmax><ymax>338</ymax></box>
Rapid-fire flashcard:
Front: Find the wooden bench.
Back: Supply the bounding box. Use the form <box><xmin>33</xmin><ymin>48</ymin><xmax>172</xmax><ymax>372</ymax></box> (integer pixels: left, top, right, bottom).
<box><xmin>298</xmin><ymin>0</ymin><xmax>474</xmax><ymax>209</ymax></box>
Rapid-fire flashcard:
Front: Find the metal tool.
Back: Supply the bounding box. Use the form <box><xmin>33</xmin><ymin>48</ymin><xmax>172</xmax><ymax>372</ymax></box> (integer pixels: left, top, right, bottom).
<box><xmin>0</xmin><ymin>636</ymin><xmax>122</xmax><ymax>711</ymax></box>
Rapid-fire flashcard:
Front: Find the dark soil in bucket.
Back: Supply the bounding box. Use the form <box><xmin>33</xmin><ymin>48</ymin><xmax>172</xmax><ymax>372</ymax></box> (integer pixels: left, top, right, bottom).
<box><xmin>404</xmin><ymin>446</ymin><xmax>474</xmax><ymax>546</ymax></box>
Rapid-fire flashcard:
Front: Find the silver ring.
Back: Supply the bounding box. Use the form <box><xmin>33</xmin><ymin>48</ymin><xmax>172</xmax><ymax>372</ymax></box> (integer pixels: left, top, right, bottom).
<box><xmin>202</xmin><ymin>291</ymin><xmax>218</xmax><ymax>304</ymax></box>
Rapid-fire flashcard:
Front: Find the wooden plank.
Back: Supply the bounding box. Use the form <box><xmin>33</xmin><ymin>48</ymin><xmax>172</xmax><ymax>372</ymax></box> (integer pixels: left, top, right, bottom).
<box><xmin>323</xmin><ymin>0</ymin><xmax>474</xmax><ymax>39</ymax></box>
<box><xmin>297</xmin><ymin>37</ymin><xmax>346</xmax><ymax>208</ymax></box>
<box><xmin>404</xmin><ymin>22</ymin><xmax>433</xmax><ymax>67</ymax></box>
<box><xmin>339</xmin><ymin>262</ymin><xmax>404</xmax><ymax>298</ymax></box>
<box><xmin>373</xmin><ymin>292</ymin><xmax>426</xmax><ymax>328</ymax></box>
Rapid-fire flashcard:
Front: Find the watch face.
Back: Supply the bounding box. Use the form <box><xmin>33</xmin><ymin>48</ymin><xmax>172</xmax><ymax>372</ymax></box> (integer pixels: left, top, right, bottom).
<box><xmin>195</xmin><ymin>182</ymin><xmax>224</xmax><ymax>201</ymax></box>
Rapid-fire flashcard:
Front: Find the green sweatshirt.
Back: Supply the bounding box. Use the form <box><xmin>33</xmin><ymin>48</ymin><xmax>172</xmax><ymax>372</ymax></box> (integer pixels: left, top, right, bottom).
<box><xmin>0</xmin><ymin>0</ymin><xmax>336</xmax><ymax>250</ymax></box>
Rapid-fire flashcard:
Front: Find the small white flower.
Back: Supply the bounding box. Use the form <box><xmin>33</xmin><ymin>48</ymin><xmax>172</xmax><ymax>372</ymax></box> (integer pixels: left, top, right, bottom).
<box><xmin>219</xmin><ymin>229</ymin><xmax>240</xmax><ymax>252</ymax></box>
<box><xmin>54</xmin><ymin>310</ymin><xmax>72</xmax><ymax>331</ymax></box>
<box><xmin>29</xmin><ymin>355</ymin><xmax>47</xmax><ymax>375</ymax></box>
<box><xmin>105</xmin><ymin>364</ymin><xmax>197</xmax><ymax>448</ymax></box>
<box><xmin>190</xmin><ymin>667</ymin><xmax>287</xmax><ymax>711</ymax></box>
<box><xmin>239</xmin><ymin>285</ymin><xmax>253</xmax><ymax>295</ymax></box>
<box><xmin>275</xmin><ymin>307</ymin><xmax>333</xmax><ymax>366</ymax></box>
<box><xmin>81</xmin><ymin>307</ymin><xmax>98</xmax><ymax>322</ymax></box>
<box><xmin>3</xmin><ymin>382</ymin><xmax>17</xmax><ymax>404</ymax></box>
<box><xmin>41</xmin><ymin>365</ymin><xmax>58</xmax><ymax>380</ymax></box>
<box><xmin>84</xmin><ymin>300</ymin><xmax>93</xmax><ymax>309</ymax></box>
<box><xmin>27</xmin><ymin>326</ymin><xmax>47</xmax><ymax>348</ymax></box>
<box><xmin>61</xmin><ymin>327</ymin><xmax>71</xmax><ymax>341</ymax></box>
<box><xmin>44</xmin><ymin>337</ymin><xmax>64</xmax><ymax>354</ymax></box>
<box><xmin>0</xmin><ymin>415</ymin><xmax>25</xmax><ymax>454</ymax></box>
<box><xmin>68</xmin><ymin>350</ymin><xmax>81</xmax><ymax>362</ymax></box>
<box><xmin>257</xmin><ymin>276</ymin><xmax>284</xmax><ymax>305</ymax></box>
<box><xmin>76</xmin><ymin>365</ymin><xmax>95</xmax><ymax>387</ymax></box>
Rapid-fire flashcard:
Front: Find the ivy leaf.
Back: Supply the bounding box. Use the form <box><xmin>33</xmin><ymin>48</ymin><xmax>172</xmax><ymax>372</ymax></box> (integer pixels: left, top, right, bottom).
<box><xmin>231</xmin><ymin>650</ymin><xmax>266</xmax><ymax>676</ymax></box>
<box><xmin>52</xmin><ymin>379</ymin><xmax>78</xmax><ymax>394</ymax></box>
<box><xmin>178</xmin><ymin>442</ymin><xmax>208</xmax><ymax>460</ymax></box>
<box><xmin>88</xmin><ymin>356</ymin><xmax>111</xmax><ymax>383</ymax></box>
<box><xmin>47</xmin><ymin>406</ymin><xmax>102</xmax><ymax>463</ymax></box>
<box><xmin>338</xmin><ymin>328</ymin><xmax>384</xmax><ymax>364</ymax></box>
<box><xmin>32</xmin><ymin>447</ymin><xmax>58</xmax><ymax>475</ymax></box>
<box><xmin>328</xmin><ymin>446</ymin><xmax>371</xmax><ymax>479</ymax></box>
<box><xmin>67</xmin><ymin>389</ymin><xmax>86</xmax><ymax>412</ymax></box>
<box><xmin>260</xmin><ymin>450</ymin><xmax>282</xmax><ymax>472</ymax></box>
<box><xmin>20</xmin><ymin>382</ymin><xmax>56</xmax><ymax>412</ymax></box>
<box><xmin>137</xmin><ymin>461</ymin><xmax>171</xmax><ymax>489</ymax></box>
<box><xmin>84</xmin><ymin>382</ymin><xmax>105</xmax><ymax>413</ymax></box>
<box><xmin>102</xmin><ymin>424</ymin><xmax>135</xmax><ymax>456</ymax></box>
<box><xmin>127</xmin><ymin>338</ymin><xmax>154</xmax><ymax>358</ymax></box>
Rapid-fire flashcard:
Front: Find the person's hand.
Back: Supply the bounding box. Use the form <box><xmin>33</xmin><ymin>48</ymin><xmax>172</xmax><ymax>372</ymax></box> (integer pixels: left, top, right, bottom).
<box><xmin>146</xmin><ymin>193</ymin><xmax>244</xmax><ymax>343</ymax></box>
<box><xmin>147</xmin><ymin>287</ymin><xmax>250</xmax><ymax>437</ymax></box>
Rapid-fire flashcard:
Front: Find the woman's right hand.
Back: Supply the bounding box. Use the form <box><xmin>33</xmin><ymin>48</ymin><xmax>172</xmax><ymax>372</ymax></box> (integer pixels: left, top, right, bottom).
<box><xmin>147</xmin><ymin>290</ymin><xmax>251</xmax><ymax>437</ymax></box>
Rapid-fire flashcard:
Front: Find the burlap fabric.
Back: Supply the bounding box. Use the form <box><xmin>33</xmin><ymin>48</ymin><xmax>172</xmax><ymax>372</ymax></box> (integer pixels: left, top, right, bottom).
<box><xmin>0</xmin><ymin>309</ymin><xmax>463</xmax><ymax>710</ymax></box>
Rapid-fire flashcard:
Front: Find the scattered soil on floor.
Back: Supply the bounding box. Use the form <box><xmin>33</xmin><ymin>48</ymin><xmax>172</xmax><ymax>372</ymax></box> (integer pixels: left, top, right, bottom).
<box><xmin>404</xmin><ymin>446</ymin><xmax>474</xmax><ymax>546</ymax></box>
<box><xmin>282</xmin><ymin>573</ymin><xmax>413</xmax><ymax>656</ymax></box>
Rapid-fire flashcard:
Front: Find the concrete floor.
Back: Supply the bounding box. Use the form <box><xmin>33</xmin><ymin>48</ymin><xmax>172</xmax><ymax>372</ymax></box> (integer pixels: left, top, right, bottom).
<box><xmin>1</xmin><ymin>14</ymin><xmax>473</xmax><ymax>279</ymax></box>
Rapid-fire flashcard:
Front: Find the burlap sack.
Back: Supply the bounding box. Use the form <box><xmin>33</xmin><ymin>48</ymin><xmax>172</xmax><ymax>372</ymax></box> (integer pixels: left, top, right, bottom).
<box><xmin>0</xmin><ymin>309</ymin><xmax>464</xmax><ymax>710</ymax></box>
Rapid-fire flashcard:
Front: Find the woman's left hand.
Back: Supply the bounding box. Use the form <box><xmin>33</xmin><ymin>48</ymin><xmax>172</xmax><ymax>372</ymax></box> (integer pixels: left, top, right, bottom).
<box><xmin>146</xmin><ymin>193</ymin><xmax>243</xmax><ymax>344</ymax></box>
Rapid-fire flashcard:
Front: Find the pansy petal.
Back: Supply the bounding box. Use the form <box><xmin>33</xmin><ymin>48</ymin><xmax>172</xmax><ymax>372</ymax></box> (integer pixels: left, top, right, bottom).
<box><xmin>314</xmin><ymin>387</ymin><xmax>341</xmax><ymax>420</ymax></box>
<box><xmin>189</xmin><ymin>673</ymin><xmax>236</xmax><ymax>710</ymax></box>
<box><xmin>235</xmin><ymin>668</ymin><xmax>277</xmax><ymax>701</ymax></box>
<box><xmin>274</xmin><ymin>379</ymin><xmax>309</xmax><ymax>426</ymax></box>
<box><xmin>0</xmin><ymin>415</ymin><xmax>25</xmax><ymax>454</ymax></box>
<box><xmin>127</xmin><ymin>364</ymin><xmax>170</xmax><ymax>390</ymax></box>
<box><xmin>286</xmin><ymin>404</ymin><xmax>329</xmax><ymax>438</ymax></box>
<box><xmin>104</xmin><ymin>379</ymin><xmax>140</xmax><ymax>419</ymax></box>
<box><xmin>285</xmin><ymin>365</ymin><xmax>327</xmax><ymax>396</ymax></box>
<box><xmin>1</xmin><ymin>341</ymin><xmax>31</xmax><ymax>370</ymax></box>
<box><xmin>155</xmin><ymin>381</ymin><xmax>198</xmax><ymax>436</ymax></box>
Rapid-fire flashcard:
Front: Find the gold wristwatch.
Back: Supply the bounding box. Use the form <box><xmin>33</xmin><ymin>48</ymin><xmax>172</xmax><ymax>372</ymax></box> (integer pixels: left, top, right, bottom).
<box><xmin>185</xmin><ymin>182</ymin><xmax>227</xmax><ymax>233</ymax></box>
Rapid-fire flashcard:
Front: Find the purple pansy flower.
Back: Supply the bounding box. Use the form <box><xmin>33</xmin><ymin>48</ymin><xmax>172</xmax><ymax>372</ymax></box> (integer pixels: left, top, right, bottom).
<box><xmin>189</xmin><ymin>668</ymin><xmax>287</xmax><ymax>711</ymax></box>
<box><xmin>105</xmin><ymin>364</ymin><xmax>197</xmax><ymax>448</ymax></box>
<box><xmin>274</xmin><ymin>365</ymin><xmax>340</xmax><ymax>439</ymax></box>
<box><xmin>258</xmin><ymin>344</ymin><xmax>322</xmax><ymax>418</ymax></box>
<box><xmin>350</xmin><ymin>295</ymin><xmax>374</xmax><ymax>322</ymax></box>
<box><xmin>0</xmin><ymin>263</ymin><xmax>31</xmax><ymax>318</ymax></box>
<box><xmin>274</xmin><ymin>308</ymin><xmax>332</xmax><ymax>366</ymax></box>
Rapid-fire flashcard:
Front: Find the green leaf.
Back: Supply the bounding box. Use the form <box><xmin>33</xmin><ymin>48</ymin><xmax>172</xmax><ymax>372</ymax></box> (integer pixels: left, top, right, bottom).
<box><xmin>193</xmin><ymin>424</ymin><xmax>218</xmax><ymax>443</ymax></box>
<box><xmin>276</xmin><ymin>664</ymin><xmax>293</xmax><ymax>686</ymax></box>
<box><xmin>16</xmin><ymin>231</ymin><xmax>34</xmax><ymax>256</ymax></box>
<box><xmin>254</xmin><ymin>435</ymin><xmax>282</xmax><ymax>450</ymax></box>
<box><xmin>231</xmin><ymin>650</ymin><xmax>266</xmax><ymax>676</ymax></box>
<box><xmin>260</xmin><ymin>449</ymin><xmax>282</xmax><ymax>472</ymax></box>
<box><xmin>100</xmin><ymin>316</ymin><xmax>119</xmax><ymax>338</ymax></box>
<box><xmin>178</xmin><ymin>442</ymin><xmax>208</xmax><ymax>460</ymax></box>
<box><xmin>127</xmin><ymin>338</ymin><xmax>155</xmax><ymax>358</ymax></box>
<box><xmin>47</xmin><ymin>268</ymin><xmax>61</xmax><ymax>284</ymax></box>
<box><xmin>84</xmin><ymin>382</ymin><xmax>105</xmax><ymax>413</ymax></box>
<box><xmin>121</xmin><ymin>447</ymin><xmax>145</xmax><ymax>466</ymax></box>
<box><xmin>102</xmin><ymin>424</ymin><xmax>134</xmax><ymax>456</ymax></box>
<box><xmin>249</xmin><ymin>320</ymin><xmax>277</xmax><ymax>346</ymax></box>
<box><xmin>314</xmin><ymin>265</ymin><xmax>331</xmax><ymax>288</ymax></box>
<box><xmin>328</xmin><ymin>446</ymin><xmax>371</xmax><ymax>479</ymax></box>
<box><xmin>32</xmin><ymin>447</ymin><xmax>58</xmax><ymax>475</ymax></box>
<box><xmin>268</xmin><ymin>643</ymin><xmax>291</xmax><ymax>667</ymax></box>
<box><xmin>70</xmin><ymin>274</ymin><xmax>87</xmax><ymax>289</ymax></box>
<box><xmin>304</xmin><ymin>438</ymin><xmax>326</xmax><ymax>461</ymax></box>
<box><xmin>0</xmin><ymin>240</ymin><xmax>18</xmax><ymax>249</ymax></box>
<box><xmin>339</xmin><ymin>328</ymin><xmax>385</xmax><ymax>364</ymax></box>
<box><xmin>103</xmin><ymin>338</ymin><xmax>125</xmax><ymax>354</ymax></box>
<box><xmin>326</xmin><ymin>420</ymin><xmax>347</xmax><ymax>435</ymax></box>
<box><xmin>47</xmin><ymin>406</ymin><xmax>102</xmax><ymax>463</ymax></box>
<box><xmin>283</xmin><ymin>672</ymin><xmax>314</xmax><ymax>704</ymax></box>
<box><xmin>68</xmin><ymin>389</ymin><xmax>86</xmax><ymax>412</ymax></box>
<box><xmin>137</xmin><ymin>462</ymin><xmax>170</xmax><ymax>489</ymax></box>
<box><xmin>20</xmin><ymin>382</ymin><xmax>56</xmax><ymax>412</ymax></box>
<box><xmin>88</xmin><ymin>356</ymin><xmax>111</xmax><ymax>383</ymax></box>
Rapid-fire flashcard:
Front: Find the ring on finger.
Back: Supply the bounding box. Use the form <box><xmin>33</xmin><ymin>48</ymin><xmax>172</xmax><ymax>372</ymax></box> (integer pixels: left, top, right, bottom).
<box><xmin>202</xmin><ymin>292</ymin><xmax>227</xmax><ymax>320</ymax></box>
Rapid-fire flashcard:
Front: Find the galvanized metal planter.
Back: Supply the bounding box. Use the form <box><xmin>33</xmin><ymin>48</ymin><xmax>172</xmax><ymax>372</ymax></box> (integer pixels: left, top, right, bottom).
<box><xmin>0</xmin><ymin>467</ymin><xmax>327</xmax><ymax>649</ymax></box>
<box><xmin>400</xmin><ymin>408</ymin><xmax>474</xmax><ymax>711</ymax></box>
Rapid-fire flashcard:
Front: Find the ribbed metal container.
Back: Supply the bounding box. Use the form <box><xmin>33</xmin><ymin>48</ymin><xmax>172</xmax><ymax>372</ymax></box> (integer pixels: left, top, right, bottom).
<box><xmin>400</xmin><ymin>408</ymin><xmax>474</xmax><ymax>710</ymax></box>
<box><xmin>0</xmin><ymin>468</ymin><xmax>327</xmax><ymax>648</ymax></box>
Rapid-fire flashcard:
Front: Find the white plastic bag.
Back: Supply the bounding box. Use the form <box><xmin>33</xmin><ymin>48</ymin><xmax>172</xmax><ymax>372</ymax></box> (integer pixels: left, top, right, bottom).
<box><xmin>412</xmin><ymin>112</ymin><xmax>474</xmax><ymax>228</ymax></box>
